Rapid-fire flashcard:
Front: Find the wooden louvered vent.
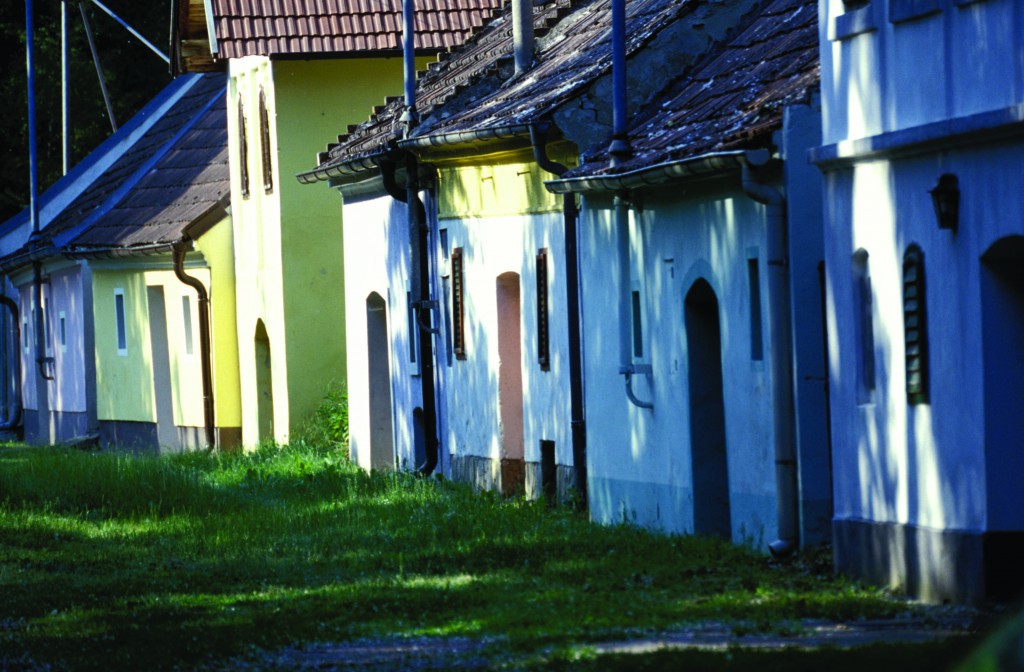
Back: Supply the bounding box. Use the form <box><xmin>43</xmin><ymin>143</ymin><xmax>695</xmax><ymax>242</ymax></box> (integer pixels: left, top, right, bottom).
<box><xmin>452</xmin><ymin>247</ymin><xmax>466</xmax><ymax>360</ymax></box>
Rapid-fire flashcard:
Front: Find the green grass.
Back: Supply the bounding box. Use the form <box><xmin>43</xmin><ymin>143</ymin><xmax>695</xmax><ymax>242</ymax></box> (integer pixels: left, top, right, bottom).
<box><xmin>0</xmin><ymin>441</ymin><xmax>965</xmax><ymax>670</ymax></box>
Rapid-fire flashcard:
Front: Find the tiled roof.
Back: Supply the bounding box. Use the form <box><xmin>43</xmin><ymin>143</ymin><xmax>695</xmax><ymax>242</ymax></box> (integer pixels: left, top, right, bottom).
<box><xmin>303</xmin><ymin>0</ymin><xmax>716</xmax><ymax>181</ymax></box>
<box><xmin>564</xmin><ymin>0</ymin><xmax>819</xmax><ymax>178</ymax></box>
<box><xmin>67</xmin><ymin>95</ymin><xmax>228</xmax><ymax>252</ymax></box>
<box><xmin>0</xmin><ymin>74</ymin><xmax>226</xmax><ymax>270</ymax></box>
<box><xmin>210</xmin><ymin>0</ymin><xmax>503</xmax><ymax>58</ymax></box>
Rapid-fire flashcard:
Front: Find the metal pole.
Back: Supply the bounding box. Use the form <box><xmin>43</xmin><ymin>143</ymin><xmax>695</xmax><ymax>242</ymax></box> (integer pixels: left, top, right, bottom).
<box><xmin>26</xmin><ymin>0</ymin><xmax>39</xmax><ymax>235</ymax></box>
<box><xmin>399</xmin><ymin>0</ymin><xmax>418</xmax><ymax>134</ymax></box>
<box><xmin>89</xmin><ymin>0</ymin><xmax>170</xmax><ymax>64</ymax></box>
<box><xmin>62</xmin><ymin>0</ymin><xmax>71</xmax><ymax>174</ymax></box>
<box><xmin>608</xmin><ymin>0</ymin><xmax>631</xmax><ymax>166</ymax></box>
<box><xmin>80</xmin><ymin>1</ymin><xmax>118</xmax><ymax>133</ymax></box>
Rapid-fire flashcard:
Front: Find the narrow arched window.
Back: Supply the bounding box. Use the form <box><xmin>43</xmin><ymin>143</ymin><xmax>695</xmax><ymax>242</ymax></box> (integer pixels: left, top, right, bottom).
<box><xmin>259</xmin><ymin>88</ymin><xmax>273</xmax><ymax>194</ymax></box>
<box><xmin>238</xmin><ymin>99</ymin><xmax>250</xmax><ymax>198</ymax></box>
<box><xmin>852</xmin><ymin>249</ymin><xmax>875</xmax><ymax>403</ymax></box>
<box><xmin>903</xmin><ymin>245</ymin><xmax>929</xmax><ymax>404</ymax></box>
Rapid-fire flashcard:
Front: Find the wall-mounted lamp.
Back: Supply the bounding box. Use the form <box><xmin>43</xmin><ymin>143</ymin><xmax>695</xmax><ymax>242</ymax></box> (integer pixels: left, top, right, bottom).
<box><xmin>929</xmin><ymin>173</ymin><xmax>959</xmax><ymax>233</ymax></box>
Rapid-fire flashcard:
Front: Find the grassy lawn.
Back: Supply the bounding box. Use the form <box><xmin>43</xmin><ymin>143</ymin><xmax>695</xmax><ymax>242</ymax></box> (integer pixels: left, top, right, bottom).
<box><xmin>0</xmin><ymin>441</ymin><xmax>978</xmax><ymax>670</ymax></box>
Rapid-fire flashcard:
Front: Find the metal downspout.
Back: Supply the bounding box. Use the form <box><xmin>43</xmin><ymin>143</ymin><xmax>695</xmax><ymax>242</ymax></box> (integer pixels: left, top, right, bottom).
<box><xmin>408</xmin><ymin>155</ymin><xmax>439</xmax><ymax>476</ymax></box>
<box><xmin>742</xmin><ymin>153</ymin><xmax>798</xmax><ymax>558</ymax></box>
<box><xmin>530</xmin><ymin>125</ymin><xmax>588</xmax><ymax>508</ymax></box>
<box><xmin>616</xmin><ymin>195</ymin><xmax>652</xmax><ymax>410</ymax></box>
<box><xmin>173</xmin><ymin>245</ymin><xmax>216</xmax><ymax>450</ymax></box>
<box><xmin>0</xmin><ymin>295</ymin><xmax>23</xmax><ymax>431</ymax></box>
<box><xmin>401</xmin><ymin>0</ymin><xmax>439</xmax><ymax>475</ymax></box>
<box><xmin>608</xmin><ymin>0</ymin><xmax>631</xmax><ymax>165</ymax></box>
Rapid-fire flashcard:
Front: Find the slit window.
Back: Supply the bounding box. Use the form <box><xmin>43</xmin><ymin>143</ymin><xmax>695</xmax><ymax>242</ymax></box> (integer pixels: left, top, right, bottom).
<box><xmin>631</xmin><ymin>290</ymin><xmax>644</xmax><ymax>359</ymax></box>
<box><xmin>238</xmin><ymin>99</ymin><xmax>250</xmax><ymax>198</ymax></box>
<box><xmin>259</xmin><ymin>88</ymin><xmax>273</xmax><ymax>194</ymax></box>
<box><xmin>43</xmin><ymin>298</ymin><xmax>51</xmax><ymax>353</ymax></box>
<box><xmin>114</xmin><ymin>289</ymin><xmax>127</xmax><ymax>356</ymax></box>
<box><xmin>452</xmin><ymin>247</ymin><xmax>466</xmax><ymax>360</ymax></box>
<box><xmin>536</xmin><ymin>248</ymin><xmax>550</xmax><ymax>371</ymax></box>
<box><xmin>748</xmin><ymin>258</ymin><xmax>764</xmax><ymax>361</ymax></box>
<box><xmin>182</xmin><ymin>295</ymin><xmax>195</xmax><ymax>356</ymax></box>
<box><xmin>58</xmin><ymin>310</ymin><xmax>67</xmax><ymax>353</ymax></box>
<box><xmin>408</xmin><ymin>291</ymin><xmax>420</xmax><ymax>376</ymax></box>
<box><xmin>903</xmin><ymin>245</ymin><xmax>929</xmax><ymax>404</ymax></box>
<box><xmin>22</xmin><ymin>313</ymin><xmax>28</xmax><ymax>353</ymax></box>
<box><xmin>853</xmin><ymin>250</ymin><xmax>875</xmax><ymax>403</ymax></box>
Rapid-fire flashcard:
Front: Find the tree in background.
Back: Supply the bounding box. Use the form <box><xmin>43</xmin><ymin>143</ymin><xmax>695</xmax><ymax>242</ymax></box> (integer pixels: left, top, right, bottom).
<box><xmin>0</xmin><ymin>1</ymin><xmax>171</xmax><ymax>222</ymax></box>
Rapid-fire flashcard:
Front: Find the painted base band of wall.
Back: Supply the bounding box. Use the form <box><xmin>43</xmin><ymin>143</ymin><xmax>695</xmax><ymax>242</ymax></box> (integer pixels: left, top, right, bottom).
<box><xmin>834</xmin><ymin>518</ymin><xmax>1024</xmax><ymax>604</ymax></box>
<box><xmin>23</xmin><ymin>410</ymin><xmax>90</xmax><ymax>445</ymax></box>
<box><xmin>99</xmin><ymin>421</ymin><xmax>243</xmax><ymax>453</ymax></box>
<box><xmin>450</xmin><ymin>454</ymin><xmax>578</xmax><ymax>504</ymax></box>
<box><xmin>217</xmin><ymin>427</ymin><xmax>243</xmax><ymax>451</ymax></box>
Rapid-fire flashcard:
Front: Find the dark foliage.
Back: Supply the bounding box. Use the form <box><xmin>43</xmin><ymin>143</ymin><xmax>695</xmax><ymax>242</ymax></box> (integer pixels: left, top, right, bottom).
<box><xmin>0</xmin><ymin>1</ymin><xmax>171</xmax><ymax>222</ymax></box>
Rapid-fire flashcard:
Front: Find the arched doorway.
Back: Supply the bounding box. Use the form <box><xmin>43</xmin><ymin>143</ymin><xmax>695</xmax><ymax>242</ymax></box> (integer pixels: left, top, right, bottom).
<box><xmin>366</xmin><ymin>293</ymin><xmax>394</xmax><ymax>470</ymax></box>
<box><xmin>685</xmin><ymin>279</ymin><xmax>730</xmax><ymax>539</ymax></box>
<box><xmin>254</xmin><ymin>320</ymin><xmax>274</xmax><ymax>443</ymax></box>
<box><xmin>497</xmin><ymin>272</ymin><xmax>525</xmax><ymax>496</ymax></box>
<box><xmin>980</xmin><ymin>235</ymin><xmax>1024</xmax><ymax>598</ymax></box>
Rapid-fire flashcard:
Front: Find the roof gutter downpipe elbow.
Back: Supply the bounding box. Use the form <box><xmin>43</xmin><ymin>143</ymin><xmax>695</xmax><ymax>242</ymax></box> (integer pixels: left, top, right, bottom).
<box><xmin>530</xmin><ymin>125</ymin><xmax>588</xmax><ymax>508</ymax></box>
<box><xmin>173</xmin><ymin>244</ymin><xmax>216</xmax><ymax>451</ymax></box>
<box><xmin>742</xmin><ymin>151</ymin><xmax>798</xmax><ymax>559</ymax></box>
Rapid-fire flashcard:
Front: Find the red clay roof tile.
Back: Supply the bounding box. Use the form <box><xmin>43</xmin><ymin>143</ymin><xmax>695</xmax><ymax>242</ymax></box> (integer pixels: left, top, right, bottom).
<box><xmin>210</xmin><ymin>0</ymin><xmax>502</xmax><ymax>57</ymax></box>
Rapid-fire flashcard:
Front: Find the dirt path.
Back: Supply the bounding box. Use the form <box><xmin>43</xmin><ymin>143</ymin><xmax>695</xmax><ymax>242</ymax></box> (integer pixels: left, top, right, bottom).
<box><xmin>238</xmin><ymin>614</ymin><xmax>982</xmax><ymax>670</ymax></box>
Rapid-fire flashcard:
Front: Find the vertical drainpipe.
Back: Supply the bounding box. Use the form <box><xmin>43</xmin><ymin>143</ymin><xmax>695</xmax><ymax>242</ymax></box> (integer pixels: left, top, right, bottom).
<box><xmin>530</xmin><ymin>126</ymin><xmax>587</xmax><ymax>508</ymax></box>
<box><xmin>512</xmin><ymin>0</ymin><xmax>534</xmax><ymax>76</ymax></box>
<box><xmin>401</xmin><ymin>0</ymin><xmax>439</xmax><ymax>475</ymax></box>
<box><xmin>608</xmin><ymin>0</ymin><xmax>650</xmax><ymax>410</ymax></box>
<box><xmin>27</xmin><ymin>0</ymin><xmax>52</xmax><ymax>443</ymax></box>
<box><xmin>741</xmin><ymin>151</ymin><xmax>798</xmax><ymax>558</ymax></box>
<box><xmin>173</xmin><ymin>245</ymin><xmax>216</xmax><ymax>450</ymax></box>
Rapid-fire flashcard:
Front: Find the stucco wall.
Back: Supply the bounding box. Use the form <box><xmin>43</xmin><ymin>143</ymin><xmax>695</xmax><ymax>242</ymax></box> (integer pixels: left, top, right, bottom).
<box><xmin>341</xmin><ymin>194</ymin><xmax>420</xmax><ymax>471</ymax></box>
<box><xmin>92</xmin><ymin>269</ymin><xmax>156</xmax><ymax>423</ymax></box>
<box><xmin>580</xmin><ymin>182</ymin><xmax>781</xmax><ymax>547</ymax></box>
<box><xmin>194</xmin><ymin>215</ymin><xmax>242</xmax><ymax>433</ymax></box>
<box><xmin>823</xmin><ymin>145</ymin><xmax>1024</xmax><ymax>536</ymax></box>
<box><xmin>230</xmin><ymin>55</ymin><xmax>430</xmax><ymax>447</ymax></box>
<box><xmin>18</xmin><ymin>264</ymin><xmax>87</xmax><ymax>419</ymax></box>
<box><xmin>819</xmin><ymin>0</ymin><xmax>1024</xmax><ymax>145</ymax></box>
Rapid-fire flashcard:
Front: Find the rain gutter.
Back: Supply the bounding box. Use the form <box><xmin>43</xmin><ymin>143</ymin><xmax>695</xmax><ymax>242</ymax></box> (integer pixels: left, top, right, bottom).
<box><xmin>545</xmin><ymin>151</ymin><xmax>747</xmax><ymax>193</ymax></box>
